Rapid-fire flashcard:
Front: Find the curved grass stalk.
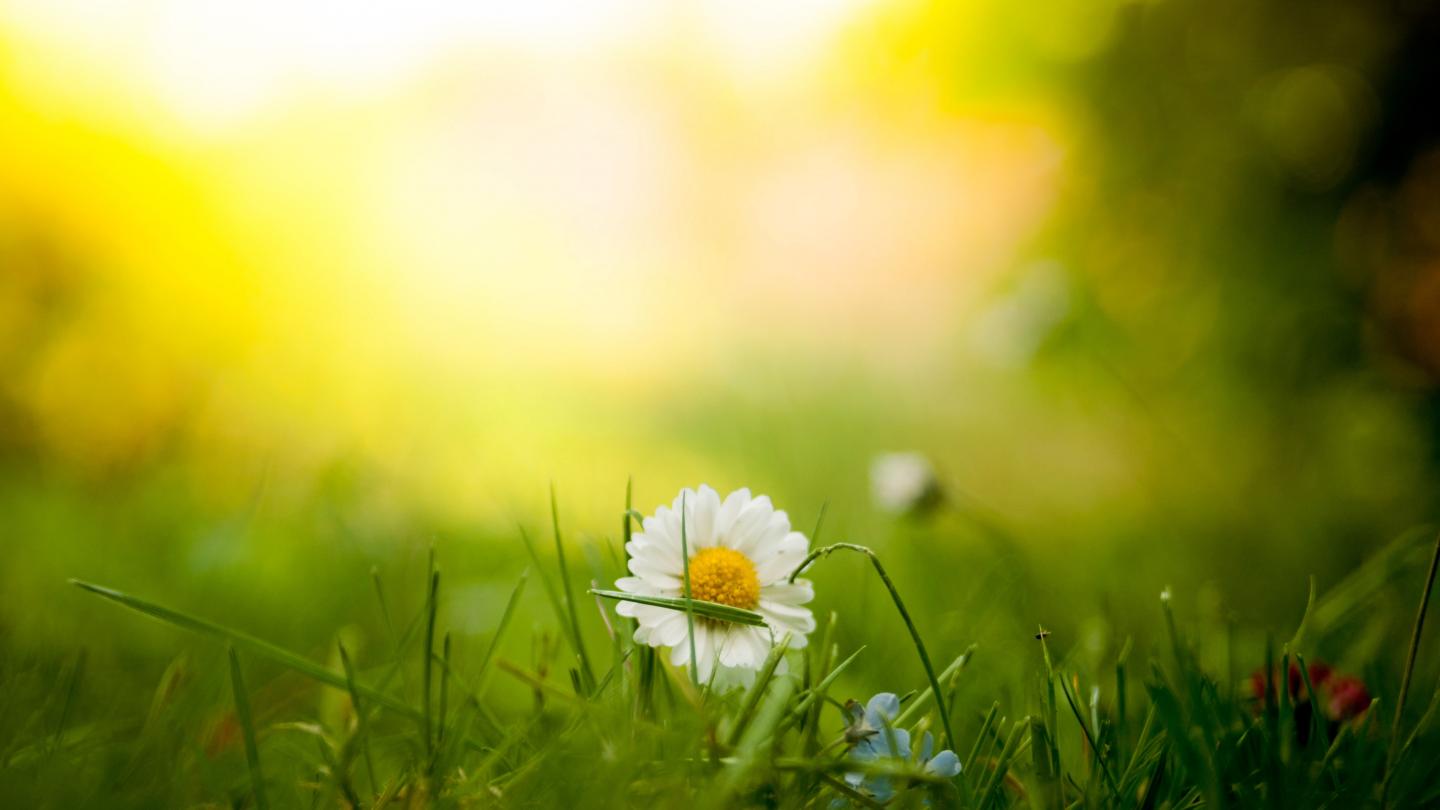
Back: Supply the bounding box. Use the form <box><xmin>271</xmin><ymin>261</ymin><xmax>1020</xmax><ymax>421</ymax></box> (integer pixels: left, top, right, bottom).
<box><xmin>787</xmin><ymin>542</ymin><xmax>956</xmax><ymax>750</ymax></box>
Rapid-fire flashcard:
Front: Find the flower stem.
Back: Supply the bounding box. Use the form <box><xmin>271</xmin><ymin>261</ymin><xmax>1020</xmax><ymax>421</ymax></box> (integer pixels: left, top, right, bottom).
<box><xmin>788</xmin><ymin>542</ymin><xmax>955</xmax><ymax>750</ymax></box>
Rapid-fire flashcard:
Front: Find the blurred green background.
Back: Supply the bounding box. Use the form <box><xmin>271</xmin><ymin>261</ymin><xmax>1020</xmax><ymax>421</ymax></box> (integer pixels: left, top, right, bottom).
<box><xmin>5</xmin><ymin>0</ymin><xmax>1440</xmax><ymax>797</ymax></box>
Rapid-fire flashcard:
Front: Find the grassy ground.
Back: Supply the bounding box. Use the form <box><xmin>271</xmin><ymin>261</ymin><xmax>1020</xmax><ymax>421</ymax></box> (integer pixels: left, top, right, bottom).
<box><xmin>3</xmin><ymin>482</ymin><xmax>1440</xmax><ymax>809</ymax></box>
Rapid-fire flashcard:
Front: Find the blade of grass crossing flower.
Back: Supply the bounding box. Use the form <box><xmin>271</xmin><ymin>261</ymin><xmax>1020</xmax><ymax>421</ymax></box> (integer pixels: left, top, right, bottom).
<box><xmin>227</xmin><ymin>646</ymin><xmax>269</xmax><ymax>810</ymax></box>
<box><xmin>551</xmin><ymin>484</ymin><xmax>596</xmax><ymax>694</ymax></box>
<box><xmin>70</xmin><ymin>580</ymin><xmax>421</xmax><ymax>721</ymax></box>
<box><xmin>588</xmin><ymin>590</ymin><xmax>766</xmax><ymax>626</ymax></box>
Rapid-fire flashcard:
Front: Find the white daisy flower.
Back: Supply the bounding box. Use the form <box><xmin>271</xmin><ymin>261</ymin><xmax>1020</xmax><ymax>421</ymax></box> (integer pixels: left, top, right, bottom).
<box><xmin>615</xmin><ymin>485</ymin><xmax>816</xmax><ymax>682</ymax></box>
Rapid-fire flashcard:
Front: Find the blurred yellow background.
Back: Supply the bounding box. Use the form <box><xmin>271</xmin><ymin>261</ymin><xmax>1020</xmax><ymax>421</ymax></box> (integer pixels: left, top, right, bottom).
<box><xmin>4</xmin><ymin>0</ymin><xmax>1439</xmax><ymax>638</ymax></box>
<box><xmin>0</xmin><ymin>0</ymin><xmax>1087</xmax><ymax>523</ymax></box>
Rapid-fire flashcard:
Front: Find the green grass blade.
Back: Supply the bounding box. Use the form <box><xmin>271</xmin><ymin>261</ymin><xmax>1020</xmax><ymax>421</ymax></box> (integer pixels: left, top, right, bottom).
<box><xmin>588</xmin><ymin>590</ymin><xmax>767</xmax><ymax>627</ymax></box>
<box><xmin>423</xmin><ymin>565</ymin><xmax>438</xmax><ymax>759</ymax></box>
<box><xmin>518</xmin><ymin>524</ymin><xmax>592</xmax><ymax>690</ymax></box>
<box><xmin>895</xmin><ymin>647</ymin><xmax>972</xmax><ymax>727</ymax></box>
<box><xmin>1384</xmin><ymin>529</ymin><xmax>1440</xmax><ymax>809</ymax></box>
<box><xmin>727</xmin><ymin>635</ymin><xmax>790</xmax><ymax>747</ymax></box>
<box><xmin>1030</xmin><ymin>717</ymin><xmax>1061</xmax><ymax>810</ymax></box>
<box><xmin>1055</xmin><ymin>666</ymin><xmax>1121</xmax><ymax>801</ymax></box>
<box><xmin>371</xmin><ymin>567</ymin><xmax>413</xmax><ymax>698</ymax></box>
<box><xmin>977</xmin><ymin>716</ymin><xmax>1030</xmax><ymax>808</ymax></box>
<box><xmin>70</xmin><ymin>579</ymin><xmax>421</xmax><ymax>721</ymax></box>
<box><xmin>1287</xmin><ymin>575</ymin><xmax>1317</xmax><ymax>652</ymax></box>
<box><xmin>712</xmin><ymin>675</ymin><xmax>798</xmax><ymax>807</ymax></box>
<box><xmin>475</xmin><ymin>568</ymin><xmax>529</xmax><ymax>696</ymax></box>
<box><xmin>337</xmin><ymin>641</ymin><xmax>378</xmax><ymax>802</ymax></box>
<box><xmin>50</xmin><ymin>650</ymin><xmax>85</xmax><ymax>756</ymax></box>
<box><xmin>1137</xmin><ymin>745</ymin><xmax>1168</xmax><ymax>810</ymax></box>
<box><xmin>780</xmin><ymin>644</ymin><xmax>866</xmax><ymax>735</ymax></box>
<box><xmin>438</xmin><ymin>632</ymin><xmax>452</xmax><ymax>749</ymax></box>
<box><xmin>227</xmin><ymin>646</ymin><xmax>269</xmax><ymax>810</ymax></box>
<box><xmin>964</xmin><ymin>701</ymin><xmax>1000</xmax><ymax>791</ymax></box>
<box><xmin>551</xmin><ymin>483</ymin><xmax>596</xmax><ymax>694</ymax></box>
<box><xmin>810</xmin><ymin>500</ymin><xmax>829</xmax><ymax>545</ymax></box>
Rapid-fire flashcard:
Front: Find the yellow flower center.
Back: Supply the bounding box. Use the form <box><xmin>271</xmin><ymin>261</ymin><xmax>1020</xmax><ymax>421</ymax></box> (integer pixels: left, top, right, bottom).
<box><xmin>686</xmin><ymin>546</ymin><xmax>760</xmax><ymax>610</ymax></box>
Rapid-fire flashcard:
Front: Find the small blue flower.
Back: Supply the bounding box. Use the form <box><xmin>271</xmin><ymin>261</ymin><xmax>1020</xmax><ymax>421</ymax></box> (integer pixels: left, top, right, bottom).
<box><xmin>838</xmin><ymin>693</ymin><xmax>961</xmax><ymax>806</ymax></box>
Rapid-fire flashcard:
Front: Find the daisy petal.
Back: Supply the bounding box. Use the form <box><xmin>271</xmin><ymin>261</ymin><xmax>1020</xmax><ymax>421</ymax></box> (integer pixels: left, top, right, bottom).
<box><xmin>755</xmin><ymin>532</ymin><xmax>809</xmax><ymax>583</ymax></box>
<box><xmin>725</xmin><ymin>495</ymin><xmax>774</xmax><ymax>553</ymax></box>
<box><xmin>690</xmin><ymin>484</ymin><xmax>721</xmax><ymax>548</ymax></box>
<box><xmin>760</xmin><ymin>600</ymin><xmax>817</xmax><ymax>636</ymax></box>
<box><xmin>742</xmin><ymin>511</ymin><xmax>791</xmax><ymax>560</ymax></box>
<box><xmin>627</xmin><ymin>536</ymin><xmax>680</xmax><ymax>569</ymax></box>
<box><xmin>760</xmin><ymin>580</ymin><xmax>814</xmax><ymax>604</ymax></box>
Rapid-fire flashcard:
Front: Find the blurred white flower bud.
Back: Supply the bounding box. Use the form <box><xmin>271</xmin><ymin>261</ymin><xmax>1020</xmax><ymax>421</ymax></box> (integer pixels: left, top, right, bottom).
<box><xmin>869</xmin><ymin>452</ymin><xmax>940</xmax><ymax>514</ymax></box>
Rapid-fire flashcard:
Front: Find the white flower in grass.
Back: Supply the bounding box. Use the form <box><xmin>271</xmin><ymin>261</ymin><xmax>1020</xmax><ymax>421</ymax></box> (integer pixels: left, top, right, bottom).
<box><xmin>615</xmin><ymin>485</ymin><xmax>816</xmax><ymax>683</ymax></box>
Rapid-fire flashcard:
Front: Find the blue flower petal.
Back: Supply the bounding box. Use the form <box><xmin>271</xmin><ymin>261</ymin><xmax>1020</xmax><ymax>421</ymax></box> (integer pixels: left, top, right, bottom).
<box><xmin>854</xmin><ymin>737</ymin><xmax>883</xmax><ymax>760</ymax></box>
<box><xmin>925</xmin><ymin>749</ymin><xmax>962</xmax><ymax>778</ymax></box>
<box><xmin>864</xmin><ymin>693</ymin><xmax>901</xmax><ymax>729</ymax></box>
<box><xmin>890</xmin><ymin>728</ymin><xmax>912</xmax><ymax>759</ymax></box>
